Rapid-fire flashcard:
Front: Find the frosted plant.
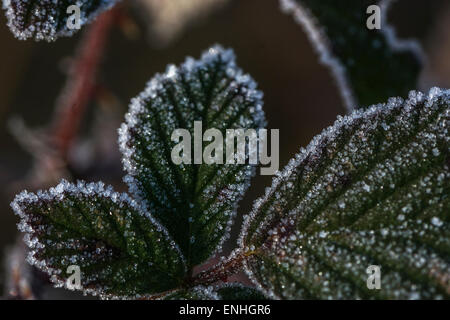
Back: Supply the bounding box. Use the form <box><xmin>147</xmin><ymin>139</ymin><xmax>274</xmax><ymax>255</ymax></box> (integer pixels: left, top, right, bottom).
<box><xmin>118</xmin><ymin>45</ymin><xmax>266</xmax><ymax>267</ymax></box>
<box><xmin>10</xmin><ymin>44</ymin><xmax>450</xmax><ymax>299</ymax></box>
<box><xmin>11</xmin><ymin>180</ymin><xmax>186</xmax><ymax>298</ymax></box>
<box><xmin>2</xmin><ymin>0</ymin><xmax>120</xmax><ymax>41</ymax></box>
<box><xmin>280</xmin><ymin>0</ymin><xmax>424</xmax><ymax>111</ymax></box>
<box><xmin>239</xmin><ymin>87</ymin><xmax>450</xmax><ymax>299</ymax></box>
<box><xmin>5</xmin><ymin>0</ymin><xmax>450</xmax><ymax>300</ymax></box>
<box><xmin>11</xmin><ymin>45</ymin><xmax>267</xmax><ymax>299</ymax></box>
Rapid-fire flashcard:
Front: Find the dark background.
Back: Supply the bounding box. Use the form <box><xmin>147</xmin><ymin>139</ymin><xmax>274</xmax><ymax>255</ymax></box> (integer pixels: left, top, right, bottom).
<box><xmin>0</xmin><ymin>0</ymin><xmax>449</xmax><ymax>298</ymax></box>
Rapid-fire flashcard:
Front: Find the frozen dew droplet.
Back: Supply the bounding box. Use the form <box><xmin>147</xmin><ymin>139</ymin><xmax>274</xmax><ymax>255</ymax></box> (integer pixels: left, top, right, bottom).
<box><xmin>431</xmin><ymin>217</ymin><xmax>443</xmax><ymax>227</ymax></box>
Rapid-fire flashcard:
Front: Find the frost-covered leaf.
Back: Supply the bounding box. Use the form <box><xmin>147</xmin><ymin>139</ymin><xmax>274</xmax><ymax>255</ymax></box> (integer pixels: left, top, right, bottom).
<box><xmin>3</xmin><ymin>0</ymin><xmax>119</xmax><ymax>41</ymax></box>
<box><xmin>11</xmin><ymin>180</ymin><xmax>186</xmax><ymax>298</ymax></box>
<box><xmin>240</xmin><ymin>88</ymin><xmax>450</xmax><ymax>299</ymax></box>
<box><xmin>215</xmin><ymin>283</ymin><xmax>267</xmax><ymax>300</ymax></box>
<box><xmin>162</xmin><ymin>286</ymin><xmax>219</xmax><ymax>300</ymax></box>
<box><xmin>281</xmin><ymin>0</ymin><xmax>423</xmax><ymax>111</ymax></box>
<box><xmin>119</xmin><ymin>45</ymin><xmax>265</xmax><ymax>267</ymax></box>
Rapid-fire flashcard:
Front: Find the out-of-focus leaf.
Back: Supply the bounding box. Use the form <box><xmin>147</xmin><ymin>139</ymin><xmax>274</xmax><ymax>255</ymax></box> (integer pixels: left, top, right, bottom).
<box><xmin>3</xmin><ymin>0</ymin><xmax>119</xmax><ymax>41</ymax></box>
<box><xmin>280</xmin><ymin>0</ymin><xmax>423</xmax><ymax>111</ymax></box>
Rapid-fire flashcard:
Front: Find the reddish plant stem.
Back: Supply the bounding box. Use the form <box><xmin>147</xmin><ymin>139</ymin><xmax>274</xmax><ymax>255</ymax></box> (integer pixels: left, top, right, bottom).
<box><xmin>50</xmin><ymin>8</ymin><xmax>118</xmax><ymax>159</ymax></box>
<box><xmin>189</xmin><ymin>250</ymin><xmax>250</xmax><ymax>287</ymax></box>
<box><xmin>137</xmin><ymin>252</ymin><xmax>253</xmax><ymax>299</ymax></box>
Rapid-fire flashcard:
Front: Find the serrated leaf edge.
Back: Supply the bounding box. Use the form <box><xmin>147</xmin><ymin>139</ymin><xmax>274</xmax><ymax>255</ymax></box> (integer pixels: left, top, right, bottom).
<box><xmin>10</xmin><ymin>179</ymin><xmax>187</xmax><ymax>299</ymax></box>
<box><xmin>118</xmin><ymin>44</ymin><xmax>265</xmax><ymax>259</ymax></box>
<box><xmin>238</xmin><ymin>87</ymin><xmax>449</xmax><ymax>299</ymax></box>
<box><xmin>280</xmin><ymin>0</ymin><xmax>425</xmax><ymax>112</ymax></box>
<box><xmin>2</xmin><ymin>0</ymin><xmax>120</xmax><ymax>41</ymax></box>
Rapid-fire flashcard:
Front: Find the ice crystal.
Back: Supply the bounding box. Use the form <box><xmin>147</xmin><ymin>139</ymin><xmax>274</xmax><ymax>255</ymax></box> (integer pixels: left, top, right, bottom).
<box><xmin>239</xmin><ymin>88</ymin><xmax>450</xmax><ymax>299</ymax></box>
<box><xmin>11</xmin><ymin>179</ymin><xmax>186</xmax><ymax>298</ymax></box>
<box><xmin>118</xmin><ymin>45</ymin><xmax>266</xmax><ymax>267</ymax></box>
<box><xmin>3</xmin><ymin>0</ymin><xmax>119</xmax><ymax>41</ymax></box>
<box><xmin>280</xmin><ymin>0</ymin><xmax>423</xmax><ymax>111</ymax></box>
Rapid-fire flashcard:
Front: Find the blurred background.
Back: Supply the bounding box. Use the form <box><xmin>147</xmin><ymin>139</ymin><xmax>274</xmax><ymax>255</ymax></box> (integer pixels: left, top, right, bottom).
<box><xmin>0</xmin><ymin>0</ymin><xmax>449</xmax><ymax>299</ymax></box>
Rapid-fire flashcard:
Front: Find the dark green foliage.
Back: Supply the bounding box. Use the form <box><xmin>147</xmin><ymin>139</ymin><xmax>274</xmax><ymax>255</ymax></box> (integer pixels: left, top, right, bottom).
<box><xmin>240</xmin><ymin>88</ymin><xmax>450</xmax><ymax>299</ymax></box>
<box><xmin>3</xmin><ymin>0</ymin><xmax>119</xmax><ymax>41</ymax></box>
<box><xmin>10</xmin><ymin>46</ymin><xmax>266</xmax><ymax>298</ymax></box>
<box><xmin>11</xmin><ymin>180</ymin><xmax>185</xmax><ymax>298</ymax></box>
<box><xmin>6</xmin><ymin>0</ymin><xmax>449</xmax><ymax>297</ymax></box>
<box><xmin>119</xmin><ymin>45</ymin><xmax>265</xmax><ymax>268</ymax></box>
<box><xmin>282</xmin><ymin>0</ymin><xmax>422</xmax><ymax>109</ymax></box>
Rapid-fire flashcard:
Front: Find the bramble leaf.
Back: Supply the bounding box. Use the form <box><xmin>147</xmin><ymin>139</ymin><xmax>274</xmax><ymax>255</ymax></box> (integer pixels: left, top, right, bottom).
<box><xmin>11</xmin><ymin>180</ymin><xmax>186</xmax><ymax>298</ymax></box>
<box><xmin>240</xmin><ymin>88</ymin><xmax>450</xmax><ymax>299</ymax></box>
<box><xmin>281</xmin><ymin>0</ymin><xmax>423</xmax><ymax>111</ymax></box>
<box><xmin>3</xmin><ymin>0</ymin><xmax>119</xmax><ymax>41</ymax></box>
<box><xmin>119</xmin><ymin>45</ymin><xmax>266</xmax><ymax>268</ymax></box>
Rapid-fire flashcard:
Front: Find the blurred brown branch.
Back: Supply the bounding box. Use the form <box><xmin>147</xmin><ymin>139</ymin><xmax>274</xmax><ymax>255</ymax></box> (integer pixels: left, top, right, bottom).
<box><xmin>4</xmin><ymin>7</ymin><xmax>121</xmax><ymax>299</ymax></box>
<box><xmin>8</xmin><ymin>7</ymin><xmax>120</xmax><ymax>191</ymax></box>
<box><xmin>51</xmin><ymin>7</ymin><xmax>119</xmax><ymax>159</ymax></box>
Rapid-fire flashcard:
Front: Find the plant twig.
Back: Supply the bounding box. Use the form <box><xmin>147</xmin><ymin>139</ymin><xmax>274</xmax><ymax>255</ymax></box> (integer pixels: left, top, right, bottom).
<box><xmin>5</xmin><ymin>7</ymin><xmax>120</xmax><ymax>298</ymax></box>
<box><xmin>9</xmin><ymin>7</ymin><xmax>120</xmax><ymax>191</ymax></box>
<box><xmin>50</xmin><ymin>7</ymin><xmax>118</xmax><ymax>159</ymax></box>
<box><xmin>189</xmin><ymin>249</ymin><xmax>251</xmax><ymax>287</ymax></box>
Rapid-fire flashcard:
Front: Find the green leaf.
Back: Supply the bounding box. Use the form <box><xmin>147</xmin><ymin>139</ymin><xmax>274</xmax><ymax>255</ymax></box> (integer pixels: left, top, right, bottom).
<box><xmin>118</xmin><ymin>45</ymin><xmax>266</xmax><ymax>268</ymax></box>
<box><xmin>239</xmin><ymin>88</ymin><xmax>450</xmax><ymax>299</ymax></box>
<box><xmin>215</xmin><ymin>283</ymin><xmax>267</xmax><ymax>300</ymax></box>
<box><xmin>11</xmin><ymin>180</ymin><xmax>186</xmax><ymax>298</ymax></box>
<box><xmin>3</xmin><ymin>0</ymin><xmax>119</xmax><ymax>41</ymax></box>
<box><xmin>281</xmin><ymin>0</ymin><xmax>423</xmax><ymax>110</ymax></box>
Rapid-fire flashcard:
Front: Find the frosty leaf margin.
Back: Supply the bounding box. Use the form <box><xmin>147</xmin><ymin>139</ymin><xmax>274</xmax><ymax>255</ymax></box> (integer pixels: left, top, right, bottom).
<box><xmin>3</xmin><ymin>0</ymin><xmax>120</xmax><ymax>41</ymax></box>
<box><xmin>118</xmin><ymin>45</ymin><xmax>266</xmax><ymax>268</ymax></box>
<box><xmin>239</xmin><ymin>87</ymin><xmax>450</xmax><ymax>299</ymax></box>
<box><xmin>280</xmin><ymin>0</ymin><xmax>424</xmax><ymax>111</ymax></box>
<box><xmin>10</xmin><ymin>45</ymin><xmax>267</xmax><ymax>298</ymax></box>
<box><xmin>11</xmin><ymin>180</ymin><xmax>187</xmax><ymax>298</ymax></box>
